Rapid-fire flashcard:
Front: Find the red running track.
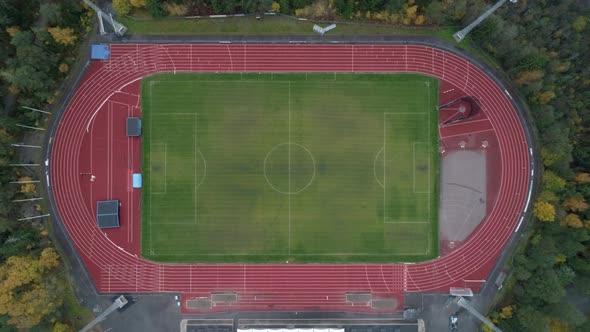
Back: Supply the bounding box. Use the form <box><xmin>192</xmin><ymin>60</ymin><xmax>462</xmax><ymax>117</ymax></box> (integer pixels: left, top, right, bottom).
<box><xmin>50</xmin><ymin>44</ymin><xmax>530</xmax><ymax>313</ymax></box>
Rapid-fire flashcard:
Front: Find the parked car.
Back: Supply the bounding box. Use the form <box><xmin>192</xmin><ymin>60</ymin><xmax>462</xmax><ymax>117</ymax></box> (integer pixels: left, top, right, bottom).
<box><xmin>449</xmin><ymin>314</ymin><xmax>458</xmax><ymax>331</ymax></box>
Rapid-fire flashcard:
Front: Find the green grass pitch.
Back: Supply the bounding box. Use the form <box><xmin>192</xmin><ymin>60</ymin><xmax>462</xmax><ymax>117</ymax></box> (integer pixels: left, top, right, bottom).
<box><xmin>141</xmin><ymin>73</ymin><xmax>439</xmax><ymax>263</ymax></box>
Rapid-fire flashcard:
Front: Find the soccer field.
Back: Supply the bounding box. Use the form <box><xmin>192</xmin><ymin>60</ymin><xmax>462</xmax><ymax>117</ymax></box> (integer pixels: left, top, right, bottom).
<box><xmin>141</xmin><ymin>73</ymin><xmax>439</xmax><ymax>263</ymax></box>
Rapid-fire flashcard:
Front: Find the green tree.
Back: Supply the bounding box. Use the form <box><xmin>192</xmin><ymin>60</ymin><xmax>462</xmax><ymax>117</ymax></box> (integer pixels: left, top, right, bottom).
<box><xmin>544</xmin><ymin>302</ymin><xmax>586</xmax><ymax>328</ymax></box>
<box><xmin>524</xmin><ymin>269</ymin><xmax>565</xmax><ymax>304</ymax></box>
<box><xmin>39</xmin><ymin>3</ymin><xmax>61</xmax><ymax>26</ymax></box>
<box><xmin>279</xmin><ymin>0</ymin><xmax>290</xmax><ymax>14</ymax></box>
<box><xmin>335</xmin><ymin>0</ymin><xmax>354</xmax><ymax>18</ymax></box>
<box><xmin>146</xmin><ymin>0</ymin><xmax>165</xmax><ymax>18</ymax></box>
<box><xmin>543</xmin><ymin>171</ymin><xmax>566</xmax><ymax>193</ymax></box>
<box><xmin>515</xmin><ymin>305</ymin><xmax>549</xmax><ymax>332</ymax></box>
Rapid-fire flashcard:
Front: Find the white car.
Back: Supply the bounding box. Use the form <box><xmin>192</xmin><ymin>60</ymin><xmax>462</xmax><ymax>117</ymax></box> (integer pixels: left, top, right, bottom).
<box><xmin>449</xmin><ymin>315</ymin><xmax>458</xmax><ymax>331</ymax></box>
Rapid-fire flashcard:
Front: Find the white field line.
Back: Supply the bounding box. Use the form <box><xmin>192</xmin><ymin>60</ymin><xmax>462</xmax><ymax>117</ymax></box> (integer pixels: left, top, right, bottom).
<box><xmin>288</xmin><ymin>81</ymin><xmax>292</xmax><ymax>255</ymax></box>
<box><xmin>383</xmin><ymin>113</ymin><xmax>430</xmax><ymax>225</ymax></box>
<box><xmin>413</xmin><ymin>142</ymin><xmax>432</xmax><ymax>194</ymax></box>
<box><xmin>149</xmin><ymin>83</ymin><xmax>154</xmax><ymax>254</ymax></box>
<box><xmin>149</xmin><ymin>143</ymin><xmax>167</xmax><ymax>195</ymax></box>
<box><xmin>194</xmin><ymin>112</ymin><xmax>199</xmax><ymax>225</ymax></box>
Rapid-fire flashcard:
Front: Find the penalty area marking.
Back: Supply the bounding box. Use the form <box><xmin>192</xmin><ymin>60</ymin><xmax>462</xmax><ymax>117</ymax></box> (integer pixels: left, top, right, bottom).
<box><xmin>413</xmin><ymin>142</ymin><xmax>432</xmax><ymax>194</ymax></box>
<box><xmin>150</xmin><ymin>142</ymin><xmax>168</xmax><ymax>195</ymax></box>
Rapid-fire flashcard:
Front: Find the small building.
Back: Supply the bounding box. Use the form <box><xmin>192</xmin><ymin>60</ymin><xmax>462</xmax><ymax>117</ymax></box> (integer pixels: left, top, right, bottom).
<box><xmin>132</xmin><ymin>173</ymin><xmax>142</xmax><ymax>188</ymax></box>
<box><xmin>91</xmin><ymin>44</ymin><xmax>110</xmax><ymax>60</ymax></box>
<box><xmin>96</xmin><ymin>200</ymin><xmax>120</xmax><ymax>229</ymax></box>
<box><xmin>127</xmin><ymin>117</ymin><xmax>142</xmax><ymax>137</ymax></box>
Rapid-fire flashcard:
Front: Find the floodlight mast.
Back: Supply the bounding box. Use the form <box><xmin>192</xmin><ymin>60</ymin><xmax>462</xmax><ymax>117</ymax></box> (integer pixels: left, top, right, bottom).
<box><xmin>453</xmin><ymin>0</ymin><xmax>518</xmax><ymax>42</ymax></box>
<box><xmin>81</xmin><ymin>0</ymin><xmax>127</xmax><ymax>36</ymax></box>
<box><xmin>455</xmin><ymin>297</ymin><xmax>502</xmax><ymax>332</ymax></box>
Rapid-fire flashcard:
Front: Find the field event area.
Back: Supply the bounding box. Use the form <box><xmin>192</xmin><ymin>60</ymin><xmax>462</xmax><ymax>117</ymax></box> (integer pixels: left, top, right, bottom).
<box><xmin>141</xmin><ymin>73</ymin><xmax>439</xmax><ymax>263</ymax></box>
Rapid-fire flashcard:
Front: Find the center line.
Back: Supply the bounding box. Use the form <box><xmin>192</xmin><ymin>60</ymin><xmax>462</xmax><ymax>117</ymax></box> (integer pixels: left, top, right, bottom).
<box><xmin>288</xmin><ymin>81</ymin><xmax>292</xmax><ymax>255</ymax></box>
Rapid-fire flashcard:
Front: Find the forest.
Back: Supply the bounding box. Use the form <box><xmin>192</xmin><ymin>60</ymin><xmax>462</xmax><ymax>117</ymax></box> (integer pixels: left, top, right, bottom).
<box><xmin>0</xmin><ymin>0</ymin><xmax>589</xmax><ymax>331</ymax></box>
<box><xmin>0</xmin><ymin>0</ymin><xmax>94</xmax><ymax>331</ymax></box>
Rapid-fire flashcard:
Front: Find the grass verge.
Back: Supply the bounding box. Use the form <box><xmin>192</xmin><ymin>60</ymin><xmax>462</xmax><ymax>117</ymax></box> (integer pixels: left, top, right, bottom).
<box><xmin>120</xmin><ymin>14</ymin><xmax>457</xmax><ymax>36</ymax></box>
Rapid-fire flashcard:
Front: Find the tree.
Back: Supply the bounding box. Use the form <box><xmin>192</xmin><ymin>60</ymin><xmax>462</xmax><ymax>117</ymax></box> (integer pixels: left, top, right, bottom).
<box><xmin>39</xmin><ymin>3</ymin><xmax>61</xmax><ymax>26</ymax></box>
<box><xmin>113</xmin><ymin>0</ymin><xmax>132</xmax><ymax>15</ymax></box>
<box><xmin>533</xmin><ymin>201</ymin><xmax>556</xmax><ymax>222</ymax></box>
<box><xmin>535</xmin><ymin>90</ymin><xmax>556</xmax><ymax>105</ymax></box>
<box><xmin>52</xmin><ymin>322</ymin><xmax>73</xmax><ymax>332</ymax></box>
<box><xmin>47</xmin><ymin>27</ymin><xmax>78</xmax><ymax>46</ymax></box>
<box><xmin>499</xmin><ymin>305</ymin><xmax>514</xmax><ymax>319</ymax></box>
<box><xmin>162</xmin><ymin>2</ymin><xmax>189</xmax><ymax>16</ymax></box>
<box><xmin>279</xmin><ymin>0</ymin><xmax>291</xmax><ymax>14</ymax></box>
<box><xmin>130</xmin><ymin>0</ymin><xmax>146</xmax><ymax>8</ymax></box>
<box><xmin>541</xmin><ymin>148</ymin><xmax>561</xmax><ymax>167</ymax></box>
<box><xmin>271</xmin><ymin>1</ymin><xmax>280</xmax><ymax>12</ymax></box>
<box><xmin>210</xmin><ymin>0</ymin><xmax>225</xmax><ymax>14</ymax></box>
<box><xmin>515</xmin><ymin>305</ymin><xmax>549</xmax><ymax>332</ymax></box>
<box><xmin>4</xmin><ymin>30</ymin><xmax>57</xmax><ymax>105</ymax></box>
<box><xmin>18</xmin><ymin>176</ymin><xmax>36</xmax><ymax>194</ymax></box>
<box><xmin>572</xmin><ymin>16</ymin><xmax>587</xmax><ymax>32</ymax></box>
<box><xmin>414</xmin><ymin>15</ymin><xmax>425</xmax><ymax>25</ymax></box>
<box><xmin>0</xmin><ymin>251</ymin><xmax>63</xmax><ymax>328</ymax></box>
<box><xmin>543</xmin><ymin>171</ymin><xmax>566</xmax><ymax>193</ymax></box>
<box><xmin>548</xmin><ymin>319</ymin><xmax>568</xmax><ymax>332</ymax></box>
<box><xmin>562</xmin><ymin>196</ymin><xmax>588</xmax><ymax>212</ymax></box>
<box><xmin>425</xmin><ymin>0</ymin><xmax>444</xmax><ymax>24</ymax></box>
<box><xmin>538</xmin><ymin>190</ymin><xmax>559</xmax><ymax>204</ymax></box>
<box><xmin>575</xmin><ymin>173</ymin><xmax>590</xmax><ymax>183</ymax></box>
<box><xmin>146</xmin><ymin>0</ymin><xmax>165</xmax><ymax>18</ymax></box>
<box><xmin>544</xmin><ymin>302</ymin><xmax>586</xmax><ymax>328</ymax></box>
<box><xmin>335</xmin><ymin>0</ymin><xmax>354</xmax><ymax>18</ymax></box>
<box><xmin>0</xmin><ymin>227</ymin><xmax>39</xmax><ymax>260</ymax></box>
<box><xmin>524</xmin><ymin>269</ymin><xmax>565</xmax><ymax>304</ymax></box>
<box><xmin>38</xmin><ymin>248</ymin><xmax>59</xmax><ymax>271</ymax></box>
<box><xmin>446</xmin><ymin>0</ymin><xmax>468</xmax><ymax>22</ymax></box>
<box><xmin>514</xmin><ymin>70</ymin><xmax>545</xmax><ymax>86</ymax></box>
<box><xmin>561</xmin><ymin>213</ymin><xmax>584</xmax><ymax>228</ymax></box>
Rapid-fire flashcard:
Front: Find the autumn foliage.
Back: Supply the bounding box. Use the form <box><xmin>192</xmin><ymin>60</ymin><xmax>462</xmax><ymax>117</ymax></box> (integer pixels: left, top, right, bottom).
<box><xmin>562</xmin><ymin>196</ymin><xmax>589</xmax><ymax>212</ymax></box>
<box><xmin>0</xmin><ymin>248</ymin><xmax>62</xmax><ymax>328</ymax></box>
<box><xmin>47</xmin><ymin>27</ymin><xmax>77</xmax><ymax>46</ymax></box>
<box><xmin>560</xmin><ymin>213</ymin><xmax>584</xmax><ymax>229</ymax></box>
<box><xmin>533</xmin><ymin>200</ymin><xmax>556</xmax><ymax>222</ymax></box>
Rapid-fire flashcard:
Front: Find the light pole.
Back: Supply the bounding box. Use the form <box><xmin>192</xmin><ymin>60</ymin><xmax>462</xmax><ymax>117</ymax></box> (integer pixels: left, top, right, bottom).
<box><xmin>453</xmin><ymin>0</ymin><xmax>518</xmax><ymax>43</ymax></box>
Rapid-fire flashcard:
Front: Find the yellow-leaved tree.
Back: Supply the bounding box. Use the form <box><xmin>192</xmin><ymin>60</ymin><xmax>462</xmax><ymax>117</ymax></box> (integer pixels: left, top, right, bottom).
<box><xmin>562</xmin><ymin>196</ymin><xmax>589</xmax><ymax>212</ymax></box>
<box><xmin>575</xmin><ymin>172</ymin><xmax>590</xmax><ymax>183</ymax></box>
<box><xmin>561</xmin><ymin>214</ymin><xmax>584</xmax><ymax>229</ymax></box>
<box><xmin>514</xmin><ymin>70</ymin><xmax>544</xmax><ymax>86</ymax></box>
<box><xmin>18</xmin><ymin>176</ymin><xmax>36</xmax><ymax>194</ymax></box>
<box><xmin>271</xmin><ymin>1</ymin><xmax>280</xmax><ymax>12</ymax></box>
<box><xmin>533</xmin><ymin>200</ymin><xmax>555</xmax><ymax>222</ymax></box>
<box><xmin>535</xmin><ymin>90</ymin><xmax>556</xmax><ymax>105</ymax></box>
<box><xmin>52</xmin><ymin>322</ymin><xmax>73</xmax><ymax>332</ymax></box>
<box><xmin>113</xmin><ymin>0</ymin><xmax>132</xmax><ymax>15</ymax></box>
<box><xmin>39</xmin><ymin>248</ymin><xmax>60</xmax><ymax>271</ymax></box>
<box><xmin>0</xmin><ymin>248</ymin><xmax>62</xmax><ymax>328</ymax></box>
<box><xmin>130</xmin><ymin>0</ymin><xmax>146</xmax><ymax>8</ymax></box>
<box><xmin>47</xmin><ymin>27</ymin><xmax>77</xmax><ymax>46</ymax></box>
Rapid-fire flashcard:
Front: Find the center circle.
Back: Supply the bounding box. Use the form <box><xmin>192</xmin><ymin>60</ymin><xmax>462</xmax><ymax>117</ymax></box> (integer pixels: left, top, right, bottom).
<box><xmin>264</xmin><ymin>143</ymin><xmax>316</xmax><ymax>195</ymax></box>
